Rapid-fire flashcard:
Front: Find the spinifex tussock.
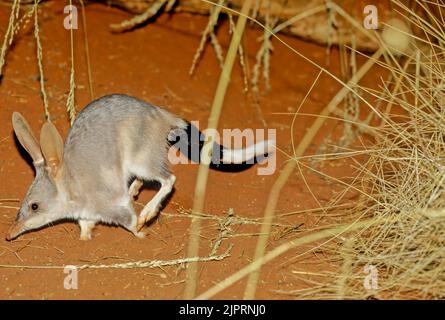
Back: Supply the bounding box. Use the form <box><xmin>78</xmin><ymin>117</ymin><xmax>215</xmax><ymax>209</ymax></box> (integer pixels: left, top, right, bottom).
<box><xmin>330</xmin><ymin>1</ymin><xmax>445</xmax><ymax>299</ymax></box>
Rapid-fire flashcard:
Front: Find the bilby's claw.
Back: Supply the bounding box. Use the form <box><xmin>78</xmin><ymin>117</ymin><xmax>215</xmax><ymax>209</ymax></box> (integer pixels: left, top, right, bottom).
<box><xmin>136</xmin><ymin>218</ymin><xmax>146</xmax><ymax>232</ymax></box>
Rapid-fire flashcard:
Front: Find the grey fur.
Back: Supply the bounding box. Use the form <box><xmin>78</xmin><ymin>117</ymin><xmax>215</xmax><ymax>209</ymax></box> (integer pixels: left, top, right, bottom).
<box><xmin>8</xmin><ymin>94</ymin><xmax>186</xmax><ymax>240</ymax></box>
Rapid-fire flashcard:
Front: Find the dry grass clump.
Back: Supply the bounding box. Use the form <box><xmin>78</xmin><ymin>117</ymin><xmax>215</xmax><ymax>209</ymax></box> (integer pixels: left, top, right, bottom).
<box><xmin>273</xmin><ymin>0</ymin><xmax>445</xmax><ymax>300</ymax></box>
<box><xmin>322</xmin><ymin>1</ymin><xmax>445</xmax><ymax>299</ymax></box>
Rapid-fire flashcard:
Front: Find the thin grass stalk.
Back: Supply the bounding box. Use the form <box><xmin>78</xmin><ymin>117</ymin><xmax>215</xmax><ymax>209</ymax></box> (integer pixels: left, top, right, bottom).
<box><xmin>80</xmin><ymin>0</ymin><xmax>94</xmax><ymax>100</ymax></box>
<box><xmin>110</xmin><ymin>0</ymin><xmax>168</xmax><ymax>32</ymax></box>
<box><xmin>0</xmin><ymin>0</ymin><xmax>20</xmax><ymax>78</ymax></box>
<box><xmin>33</xmin><ymin>0</ymin><xmax>50</xmax><ymax>120</ymax></box>
<box><xmin>183</xmin><ymin>0</ymin><xmax>253</xmax><ymax>299</ymax></box>
<box><xmin>66</xmin><ymin>0</ymin><xmax>76</xmax><ymax>125</ymax></box>
<box><xmin>0</xmin><ymin>246</ymin><xmax>232</xmax><ymax>270</ymax></box>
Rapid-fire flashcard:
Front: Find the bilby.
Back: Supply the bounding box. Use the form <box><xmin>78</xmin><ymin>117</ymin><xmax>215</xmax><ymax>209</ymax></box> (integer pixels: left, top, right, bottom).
<box><xmin>6</xmin><ymin>94</ymin><xmax>274</xmax><ymax>240</ymax></box>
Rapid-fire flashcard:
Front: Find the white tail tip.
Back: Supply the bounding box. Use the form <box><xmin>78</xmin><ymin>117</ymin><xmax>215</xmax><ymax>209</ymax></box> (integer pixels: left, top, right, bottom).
<box><xmin>221</xmin><ymin>140</ymin><xmax>275</xmax><ymax>164</ymax></box>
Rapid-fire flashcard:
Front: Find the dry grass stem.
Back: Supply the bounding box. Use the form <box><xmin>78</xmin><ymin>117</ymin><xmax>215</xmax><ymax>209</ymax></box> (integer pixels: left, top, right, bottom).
<box><xmin>184</xmin><ymin>0</ymin><xmax>253</xmax><ymax>299</ymax></box>
<box><xmin>110</xmin><ymin>0</ymin><xmax>169</xmax><ymax>32</ymax></box>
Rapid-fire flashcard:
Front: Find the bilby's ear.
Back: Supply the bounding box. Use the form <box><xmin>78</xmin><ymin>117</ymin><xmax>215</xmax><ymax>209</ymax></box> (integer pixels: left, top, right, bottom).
<box><xmin>40</xmin><ymin>121</ymin><xmax>64</xmax><ymax>175</ymax></box>
<box><xmin>12</xmin><ymin>112</ymin><xmax>44</xmax><ymax>166</ymax></box>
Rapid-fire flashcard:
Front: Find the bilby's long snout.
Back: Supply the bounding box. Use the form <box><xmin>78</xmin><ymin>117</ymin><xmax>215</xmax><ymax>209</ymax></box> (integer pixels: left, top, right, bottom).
<box><xmin>5</xmin><ymin>219</ymin><xmax>25</xmax><ymax>241</ymax></box>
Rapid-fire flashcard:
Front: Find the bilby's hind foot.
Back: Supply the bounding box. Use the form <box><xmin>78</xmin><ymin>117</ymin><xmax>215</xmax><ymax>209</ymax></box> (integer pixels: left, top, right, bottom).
<box><xmin>132</xmin><ymin>228</ymin><xmax>148</xmax><ymax>239</ymax></box>
<box><xmin>127</xmin><ymin>214</ymin><xmax>148</xmax><ymax>238</ymax></box>
<box><xmin>137</xmin><ymin>199</ymin><xmax>162</xmax><ymax>231</ymax></box>
<box><xmin>136</xmin><ymin>208</ymin><xmax>157</xmax><ymax>231</ymax></box>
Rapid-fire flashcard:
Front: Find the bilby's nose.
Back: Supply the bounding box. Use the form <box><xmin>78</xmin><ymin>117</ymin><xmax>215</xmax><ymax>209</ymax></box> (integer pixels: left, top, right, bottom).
<box><xmin>5</xmin><ymin>220</ymin><xmax>23</xmax><ymax>241</ymax></box>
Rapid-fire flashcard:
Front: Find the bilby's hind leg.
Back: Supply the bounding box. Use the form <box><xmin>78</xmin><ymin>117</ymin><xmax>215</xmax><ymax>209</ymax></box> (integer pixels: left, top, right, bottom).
<box><xmin>79</xmin><ymin>220</ymin><xmax>96</xmax><ymax>240</ymax></box>
<box><xmin>129</xmin><ymin>178</ymin><xmax>143</xmax><ymax>198</ymax></box>
<box><xmin>137</xmin><ymin>174</ymin><xmax>176</xmax><ymax>231</ymax></box>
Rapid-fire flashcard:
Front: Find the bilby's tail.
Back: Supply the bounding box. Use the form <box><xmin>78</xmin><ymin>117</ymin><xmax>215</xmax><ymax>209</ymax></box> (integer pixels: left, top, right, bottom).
<box><xmin>168</xmin><ymin>121</ymin><xmax>275</xmax><ymax>171</ymax></box>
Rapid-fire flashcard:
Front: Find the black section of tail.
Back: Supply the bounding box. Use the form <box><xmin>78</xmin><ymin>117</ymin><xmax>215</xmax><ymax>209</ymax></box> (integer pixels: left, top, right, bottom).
<box><xmin>167</xmin><ymin>122</ymin><xmax>262</xmax><ymax>172</ymax></box>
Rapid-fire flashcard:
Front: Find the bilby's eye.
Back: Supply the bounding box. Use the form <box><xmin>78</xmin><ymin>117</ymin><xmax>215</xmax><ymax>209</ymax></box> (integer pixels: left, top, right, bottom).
<box><xmin>31</xmin><ymin>203</ymin><xmax>39</xmax><ymax>211</ymax></box>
